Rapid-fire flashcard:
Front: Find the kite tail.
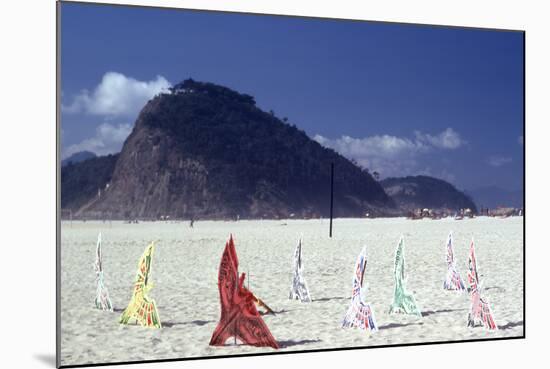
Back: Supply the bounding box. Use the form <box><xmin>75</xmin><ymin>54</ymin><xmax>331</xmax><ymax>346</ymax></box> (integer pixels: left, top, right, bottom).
<box><xmin>254</xmin><ymin>296</ymin><xmax>275</xmax><ymax>315</ymax></box>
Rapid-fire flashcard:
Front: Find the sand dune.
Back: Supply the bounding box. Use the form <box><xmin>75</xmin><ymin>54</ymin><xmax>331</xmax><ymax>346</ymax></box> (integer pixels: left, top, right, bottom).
<box><xmin>60</xmin><ymin>217</ymin><xmax>523</xmax><ymax>366</ymax></box>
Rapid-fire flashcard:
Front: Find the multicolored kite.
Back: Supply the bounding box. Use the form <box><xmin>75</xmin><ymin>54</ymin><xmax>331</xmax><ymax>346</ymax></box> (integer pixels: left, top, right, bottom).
<box><xmin>94</xmin><ymin>233</ymin><xmax>113</xmax><ymax>311</ymax></box>
<box><xmin>289</xmin><ymin>239</ymin><xmax>311</xmax><ymax>302</ymax></box>
<box><xmin>443</xmin><ymin>232</ymin><xmax>466</xmax><ymax>291</ymax></box>
<box><xmin>210</xmin><ymin>235</ymin><xmax>279</xmax><ymax>349</ymax></box>
<box><xmin>467</xmin><ymin>240</ymin><xmax>498</xmax><ymax>330</ymax></box>
<box><xmin>342</xmin><ymin>246</ymin><xmax>378</xmax><ymax>331</ymax></box>
<box><xmin>119</xmin><ymin>242</ymin><xmax>162</xmax><ymax>328</ymax></box>
<box><xmin>389</xmin><ymin>237</ymin><xmax>422</xmax><ymax>316</ymax></box>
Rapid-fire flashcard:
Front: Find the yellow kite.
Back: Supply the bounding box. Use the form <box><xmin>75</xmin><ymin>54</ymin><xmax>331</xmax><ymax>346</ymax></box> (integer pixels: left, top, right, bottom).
<box><xmin>119</xmin><ymin>242</ymin><xmax>162</xmax><ymax>328</ymax></box>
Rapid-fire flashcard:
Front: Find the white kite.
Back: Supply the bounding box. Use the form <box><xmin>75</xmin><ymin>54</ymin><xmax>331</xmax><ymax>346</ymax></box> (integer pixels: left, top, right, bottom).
<box><xmin>94</xmin><ymin>233</ymin><xmax>113</xmax><ymax>311</ymax></box>
<box><xmin>289</xmin><ymin>239</ymin><xmax>311</xmax><ymax>302</ymax></box>
<box><xmin>443</xmin><ymin>232</ymin><xmax>466</xmax><ymax>291</ymax></box>
<box><xmin>467</xmin><ymin>239</ymin><xmax>498</xmax><ymax>330</ymax></box>
<box><xmin>342</xmin><ymin>246</ymin><xmax>378</xmax><ymax>331</ymax></box>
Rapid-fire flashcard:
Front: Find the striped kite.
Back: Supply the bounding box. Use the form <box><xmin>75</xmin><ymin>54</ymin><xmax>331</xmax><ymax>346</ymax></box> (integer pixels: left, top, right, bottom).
<box><xmin>342</xmin><ymin>246</ymin><xmax>378</xmax><ymax>331</ymax></box>
<box><xmin>94</xmin><ymin>233</ymin><xmax>113</xmax><ymax>311</ymax></box>
<box><xmin>467</xmin><ymin>240</ymin><xmax>498</xmax><ymax>330</ymax></box>
<box><xmin>443</xmin><ymin>232</ymin><xmax>466</xmax><ymax>291</ymax></box>
<box><xmin>119</xmin><ymin>242</ymin><xmax>162</xmax><ymax>328</ymax></box>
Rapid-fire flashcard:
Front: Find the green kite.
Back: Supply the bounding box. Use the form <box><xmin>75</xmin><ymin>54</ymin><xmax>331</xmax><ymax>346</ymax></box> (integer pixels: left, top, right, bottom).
<box><xmin>389</xmin><ymin>236</ymin><xmax>422</xmax><ymax>317</ymax></box>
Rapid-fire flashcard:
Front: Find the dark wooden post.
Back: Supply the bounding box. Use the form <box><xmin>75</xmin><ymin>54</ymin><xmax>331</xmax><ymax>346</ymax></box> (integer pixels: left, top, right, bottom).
<box><xmin>329</xmin><ymin>162</ymin><xmax>334</xmax><ymax>238</ymax></box>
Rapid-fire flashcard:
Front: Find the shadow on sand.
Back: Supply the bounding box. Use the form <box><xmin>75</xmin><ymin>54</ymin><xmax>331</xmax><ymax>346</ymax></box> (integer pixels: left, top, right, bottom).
<box><xmin>260</xmin><ymin>309</ymin><xmax>292</xmax><ymax>316</ymax></box>
<box><xmin>312</xmin><ymin>296</ymin><xmax>348</xmax><ymax>303</ymax></box>
<box><xmin>222</xmin><ymin>339</ymin><xmax>320</xmax><ymax>348</ymax></box>
<box><xmin>278</xmin><ymin>339</ymin><xmax>322</xmax><ymax>348</ymax></box>
<box><xmin>422</xmin><ymin>308</ymin><xmax>467</xmax><ymax>317</ymax></box>
<box><xmin>484</xmin><ymin>286</ymin><xmax>506</xmax><ymax>292</ymax></box>
<box><xmin>163</xmin><ymin>319</ymin><xmax>215</xmax><ymax>328</ymax></box>
<box><xmin>498</xmin><ymin>321</ymin><xmax>523</xmax><ymax>330</ymax></box>
<box><xmin>378</xmin><ymin>322</ymin><xmax>424</xmax><ymax>331</ymax></box>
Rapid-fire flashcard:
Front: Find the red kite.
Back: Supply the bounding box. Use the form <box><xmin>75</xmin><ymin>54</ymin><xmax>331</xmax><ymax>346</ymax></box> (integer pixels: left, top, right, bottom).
<box><xmin>209</xmin><ymin>235</ymin><xmax>279</xmax><ymax>349</ymax></box>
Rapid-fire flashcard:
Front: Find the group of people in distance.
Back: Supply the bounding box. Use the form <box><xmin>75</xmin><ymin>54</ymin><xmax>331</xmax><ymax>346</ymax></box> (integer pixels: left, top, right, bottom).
<box><xmin>92</xmin><ymin>230</ymin><xmax>497</xmax><ymax>350</ymax></box>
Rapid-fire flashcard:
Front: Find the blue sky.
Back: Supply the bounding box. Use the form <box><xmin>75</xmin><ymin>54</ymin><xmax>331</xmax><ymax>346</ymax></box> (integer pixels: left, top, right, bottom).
<box><xmin>60</xmin><ymin>2</ymin><xmax>524</xmax><ymax>191</ymax></box>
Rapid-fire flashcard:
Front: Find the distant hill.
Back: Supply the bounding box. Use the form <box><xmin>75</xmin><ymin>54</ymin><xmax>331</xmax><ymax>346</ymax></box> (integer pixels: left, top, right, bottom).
<box><xmin>381</xmin><ymin>175</ymin><xmax>477</xmax><ymax>213</ymax></box>
<box><xmin>466</xmin><ymin>186</ymin><xmax>523</xmax><ymax>209</ymax></box>
<box><xmin>61</xmin><ymin>154</ymin><xmax>119</xmax><ymax>213</ymax></box>
<box><xmin>61</xmin><ymin>151</ymin><xmax>96</xmax><ymax>167</ymax></box>
<box><xmin>61</xmin><ymin>79</ymin><xmax>397</xmax><ymax>219</ymax></box>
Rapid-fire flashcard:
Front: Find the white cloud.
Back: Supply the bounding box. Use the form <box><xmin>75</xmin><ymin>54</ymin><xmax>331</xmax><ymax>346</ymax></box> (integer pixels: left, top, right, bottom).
<box><xmin>313</xmin><ymin>128</ymin><xmax>464</xmax><ymax>178</ymax></box>
<box><xmin>314</xmin><ymin>134</ymin><xmax>427</xmax><ymax>160</ymax></box>
<box><xmin>487</xmin><ymin>156</ymin><xmax>512</xmax><ymax>167</ymax></box>
<box><xmin>62</xmin><ymin>72</ymin><xmax>171</xmax><ymax>117</ymax></box>
<box><xmin>415</xmin><ymin>127</ymin><xmax>465</xmax><ymax>149</ymax></box>
<box><xmin>62</xmin><ymin>123</ymin><xmax>132</xmax><ymax>159</ymax></box>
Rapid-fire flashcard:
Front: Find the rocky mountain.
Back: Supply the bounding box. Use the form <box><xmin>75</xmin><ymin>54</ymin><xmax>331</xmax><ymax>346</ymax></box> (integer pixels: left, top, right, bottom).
<box><xmin>61</xmin><ymin>79</ymin><xmax>396</xmax><ymax>219</ymax></box>
<box><xmin>61</xmin><ymin>154</ymin><xmax>119</xmax><ymax>213</ymax></box>
<box><xmin>61</xmin><ymin>151</ymin><xmax>96</xmax><ymax>167</ymax></box>
<box><xmin>380</xmin><ymin>175</ymin><xmax>477</xmax><ymax>214</ymax></box>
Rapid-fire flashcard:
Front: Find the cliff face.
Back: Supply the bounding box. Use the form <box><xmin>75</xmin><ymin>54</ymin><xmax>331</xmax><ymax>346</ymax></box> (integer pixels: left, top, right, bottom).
<box><xmin>381</xmin><ymin>175</ymin><xmax>477</xmax><ymax>213</ymax></box>
<box><xmin>67</xmin><ymin>79</ymin><xmax>395</xmax><ymax>219</ymax></box>
<box><xmin>61</xmin><ymin>154</ymin><xmax>119</xmax><ymax>213</ymax></box>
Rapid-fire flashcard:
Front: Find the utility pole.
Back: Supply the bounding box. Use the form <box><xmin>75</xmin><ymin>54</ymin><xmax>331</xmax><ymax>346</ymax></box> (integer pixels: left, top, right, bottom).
<box><xmin>329</xmin><ymin>162</ymin><xmax>334</xmax><ymax>238</ymax></box>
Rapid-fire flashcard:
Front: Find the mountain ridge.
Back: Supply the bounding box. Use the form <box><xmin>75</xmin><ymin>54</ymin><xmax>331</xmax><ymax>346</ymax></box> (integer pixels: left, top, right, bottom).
<box><xmin>62</xmin><ymin>79</ymin><xmax>396</xmax><ymax>219</ymax></box>
<box><xmin>61</xmin><ymin>151</ymin><xmax>97</xmax><ymax>167</ymax></box>
<box><xmin>380</xmin><ymin>175</ymin><xmax>477</xmax><ymax>214</ymax></box>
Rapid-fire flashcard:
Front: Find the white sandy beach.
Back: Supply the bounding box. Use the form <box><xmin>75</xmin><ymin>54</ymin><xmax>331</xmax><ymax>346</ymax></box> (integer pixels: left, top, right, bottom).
<box><xmin>60</xmin><ymin>217</ymin><xmax>523</xmax><ymax>366</ymax></box>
